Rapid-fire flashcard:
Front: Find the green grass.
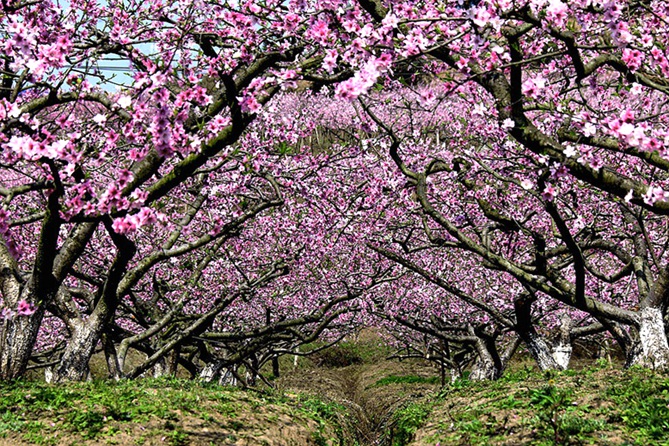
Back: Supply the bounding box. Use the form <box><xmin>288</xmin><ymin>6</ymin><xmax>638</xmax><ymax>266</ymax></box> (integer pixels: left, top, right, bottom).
<box><xmin>4</xmin><ymin>353</ymin><xmax>669</xmax><ymax>445</ymax></box>
<box><xmin>0</xmin><ymin>377</ymin><xmax>341</xmax><ymax>445</ymax></box>
<box><xmin>389</xmin><ymin>401</ymin><xmax>434</xmax><ymax>446</ymax></box>
<box><xmin>420</xmin><ymin>365</ymin><xmax>669</xmax><ymax>445</ymax></box>
<box><xmin>296</xmin><ymin>395</ymin><xmax>353</xmax><ymax>445</ymax></box>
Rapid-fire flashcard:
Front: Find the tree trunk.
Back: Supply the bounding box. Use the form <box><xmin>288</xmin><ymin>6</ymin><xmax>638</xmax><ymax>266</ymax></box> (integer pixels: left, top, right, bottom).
<box><xmin>0</xmin><ymin>309</ymin><xmax>44</xmax><ymax>380</ymax></box>
<box><xmin>519</xmin><ymin>330</ymin><xmax>560</xmax><ymax>371</ymax></box>
<box><xmin>200</xmin><ymin>360</ymin><xmax>224</xmax><ymax>382</ymax></box>
<box><xmin>470</xmin><ymin>349</ymin><xmax>499</xmax><ymax>380</ymax></box>
<box><xmin>219</xmin><ymin>368</ymin><xmax>238</xmax><ymax>386</ymax></box>
<box><xmin>514</xmin><ymin>295</ymin><xmax>562</xmax><ymax>371</ymax></box>
<box><xmin>48</xmin><ymin>229</ymin><xmax>135</xmax><ymax>382</ymax></box>
<box><xmin>272</xmin><ymin>355</ymin><xmax>280</xmax><ymax>378</ymax></box>
<box><xmin>199</xmin><ymin>360</ymin><xmax>239</xmax><ymax>386</ymax></box>
<box><xmin>552</xmin><ymin>314</ymin><xmax>573</xmax><ymax>370</ymax></box>
<box><xmin>630</xmin><ymin>262</ymin><xmax>669</xmax><ymax>368</ymax></box>
<box><xmin>153</xmin><ymin>346</ymin><xmax>180</xmax><ymax>378</ymax></box>
<box><xmin>102</xmin><ymin>333</ymin><xmax>122</xmax><ymax>380</ymax></box>
<box><xmin>293</xmin><ymin>346</ymin><xmax>299</xmax><ymax>368</ymax></box>
<box><xmin>633</xmin><ymin>307</ymin><xmax>669</xmax><ymax>369</ymax></box>
<box><xmin>468</xmin><ymin>326</ymin><xmax>502</xmax><ymax>380</ymax></box>
<box><xmin>46</xmin><ymin>318</ymin><xmax>102</xmax><ymax>383</ymax></box>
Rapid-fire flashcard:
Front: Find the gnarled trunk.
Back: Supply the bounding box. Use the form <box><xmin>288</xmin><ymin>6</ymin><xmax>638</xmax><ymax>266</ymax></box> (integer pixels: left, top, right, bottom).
<box><xmin>468</xmin><ymin>326</ymin><xmax>502</xmax><ymax>380</ymax></box>
<box><xmin>514</xmin><ymin>295</ymin><xmax>562</xmax><ymax>371</ymax></box>
<box><xmin>153</xmin><ymin>346</ymin><xmax>180</xmax><ymax>378</ymax></box>
<box><xmin>46</xmin><ymin>317</ymin><xmax>103</xmax><ymax>383</ymax></box>
<box><xmin>200</xmin><ymin>360</ymin><xmax>224</xmax><ymax>382</ymax></box>
<box><xmin>199</xmin><ymin>359</ymin><xmax>239</xmax><ymax>386</ymax></box>
<box><xmin>627</xmin><ymin>260</ymin><xmax>669</xmax><ymax>368</ymax></box>
<box><xmin>520</xmin><ymin>330</ymin><xmax>561</xmax><ymax>371</ymax></box>
<box><xmin>47</xmin><ymin>227</ymin><xmax>136</xmax><ymax>382</ymax></box>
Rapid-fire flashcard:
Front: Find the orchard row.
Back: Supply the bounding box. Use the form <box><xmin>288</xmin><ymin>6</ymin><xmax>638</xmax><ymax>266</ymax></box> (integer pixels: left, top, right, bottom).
<box><xmin>1</xmin><ymin>0</ymin><xmax>669</xmax><ymax>382</ymax></box>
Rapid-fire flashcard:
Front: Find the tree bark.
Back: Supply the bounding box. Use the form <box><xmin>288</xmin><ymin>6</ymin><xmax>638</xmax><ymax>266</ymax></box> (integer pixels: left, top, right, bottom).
<box><xmin>46</xmin><ymin>318</ymin><xmax>102</xmax><ymax>383</ymax></box>
<box><xmin>468</xmin><ymin>326</ymin><xmax>502</xmax><ymax>380</ymax></box>
<box><xmin>633</xmin><ymin>307</ymin><xmax>669</xmax><ymax>369</ymax></box>
<box><xmin>102</xmin><ymin>333</ymin><xmax>122</xmax><ymax>380</ymax></box>
<box><xmin>514</xmin><ymin>295</ymin><xmax>562</xmax><ymax>371</ymax></box>
<box><xmin>47</xmin><ymin>225</ymin><xmax>136</xmax><ymax>382</ymax></box>
<box><xmin>552</xmin><ymin>314</ymin><xmax>573</xmax><ymax>370</ymax></box>
<box><xmin>153</xmin><ymin>346</ymin><xmax>180</xmax><ymax>378</ymax></box>
<box><xmin>200</xmin><ymin>360</ymin><xmax>224</xmax><ymax>382</ymax></box>
<box><xmin>0</xmin><ymin>309</ymin><xmax>44</xmax><ymax>380</ymax></box>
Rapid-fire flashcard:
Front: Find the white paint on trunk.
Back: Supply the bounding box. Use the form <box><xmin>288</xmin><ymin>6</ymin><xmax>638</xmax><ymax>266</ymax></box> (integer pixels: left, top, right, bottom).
<box><xmin>522</xmin><ymin>332</ymin><xmax>561</xmax><ymax>371</ymax></box>
<box><xmin>199</xmin><ymin>362</ymin><xmax>222</xmax><ymax>382</ymax></box>
<box><xmin>636</xmin><ymin>307</ymin><xmax>669</xmax><ymax>369</ymax></box>
<box><xmin>219</xmin><ymin>369</ymin><xmax>238</xmax><ymax>387</ymax></box>
<box><xmin>44</xmin><ymin>368</ymin><xmax>53</xmax><ymax>383</ymax></box>
<box><xmin>450</xmin><ymin>369</ymin><xmax>460</xmax><ymax>383</ymax></box>
<box><xmin>552</xmin><ymin>342</ymin><xmax>572</xmax><ymax>370</ymax></box>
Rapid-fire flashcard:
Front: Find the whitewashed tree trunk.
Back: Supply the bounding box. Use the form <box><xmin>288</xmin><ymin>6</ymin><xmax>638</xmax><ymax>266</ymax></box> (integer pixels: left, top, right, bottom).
<box><xmin>470</xmin><ymin>355</ymin><xmax>498</xmax><ymax>380</ymax></box>
<box><xmin>552</xmin><ymin>314</ymin><xmax>573</xmax><ymax>370</ymax></box>
<box><xmin>552</xmin><ymin>343</ymin><xmax>572</xmax><ymax>370</ymax></box>
<box><xmin>633</xmin><ymin>307</ymin><xmax>669</xmax><ymax>369</ymax></box>
<box><xmin>468</xmin><ymin>327</ymin><xmax>502</xmax><ymax>380</ymax></box>
<box><xmin>521</xmin><ymin>331</ymin><xmax>561</xmax><ymax>371</ymax></box>
<box><xmin>449</xmin><ymin>369</ymin><xmax>461</xmax><ymax>383</ymax></box>
<box><xmin>199</xmin><ymin>361</ymin><xmax>224</xmax><ymax>382</ymax></box>
<box><xmin>0</xmin><ymin>269</ymin><xmax>47</xmax><ymax>381</ymax></box>
<box><xmin>153</xmin><ymin>347</ymin><xmax>179</xmax><ymax>378</ymax></box>
<box><xmin>219</xmin><ymin>368</ymin><xmax>238</xmax><ymax>387</ymax></box>
<box><xmin>199</xmin><ymin>360</ymin><xmax>239</xmax><ymax>386</ymax></box>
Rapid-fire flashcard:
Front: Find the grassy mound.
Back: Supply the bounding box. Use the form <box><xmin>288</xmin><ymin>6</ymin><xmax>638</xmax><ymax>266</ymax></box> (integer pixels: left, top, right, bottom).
<box><xmin>412</xmin><ymin>362</ymin><xmax>669</xmax><ymax>445</ymax></box>
<box><xmin>0</xmin><ymin>378</ymin><xmax>344</xmax><ymax>446</ymax></box>
<box><xmin>3</xmin><ymin>335</ymin><xmax>669</xmax><ymax>446</ymax></box>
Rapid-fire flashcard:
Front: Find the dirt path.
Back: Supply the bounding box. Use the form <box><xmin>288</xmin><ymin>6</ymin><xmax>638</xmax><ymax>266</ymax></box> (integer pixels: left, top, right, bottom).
<box><xmin>279</xmin><ymin>358</ymin><xmax>440</xmax><ymax>445</ymax></box>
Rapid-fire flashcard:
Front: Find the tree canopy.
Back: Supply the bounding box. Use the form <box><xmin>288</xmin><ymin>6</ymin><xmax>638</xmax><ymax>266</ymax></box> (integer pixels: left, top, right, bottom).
<box><xmin>2</xmin><ymin>0</ymin><xmax>669</xmax><ymax>382</ymax></box>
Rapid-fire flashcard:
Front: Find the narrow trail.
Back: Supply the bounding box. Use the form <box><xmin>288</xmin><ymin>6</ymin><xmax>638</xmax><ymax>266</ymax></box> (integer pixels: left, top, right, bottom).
<box><xmin>280</xmin><ymin>358</ymin><xmax>440</xmax><ymax>445</ymax></box>
<box><xmin>338</xmin><ymin>366</ymin><xmax>388</xmax><ymax>444</ymax></box>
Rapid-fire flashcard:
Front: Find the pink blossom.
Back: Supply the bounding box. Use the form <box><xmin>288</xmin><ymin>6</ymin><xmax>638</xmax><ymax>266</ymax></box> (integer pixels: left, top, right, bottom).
<box><xmin>16</xmin><ymin>300</ymin><xmax>36</xmax><ymax>317</ymax></box>
<box><xmin>521</xmin><ymin>76</ymin><xmax>546</xmax><ymax>99</ymax></box>
<box><xmin>322</xmin><ymin>50</ymin><xmax>338</xmax><ymax>73</ymax></box>
<box><xmin>93</xmin><ymin>114</ymin><xmax>107</xmax><ymax>125</ymax></box>
<box><xmin>283</xmin><ymin>13</ymin><xmax>301</xmax><ymax>32</ymax></box>
<box><xmin>625</xmin><ymin>189</ymin><xmax>634</xmax><ymax>203</ymax></box>
<box><xmin>520</xmin><ymin>179</ymin><xmax>533</xmax><ymax>190</ymax></box>
<box><xmin>546</xmin><ymin>0</ymin><xmax>568</xmax><ymax>27</ymax></box>
<box><xmin>643</xmin><ymin>186</ymin><xmax>669</xmax><ymax>205</ymax></box>
<box><xmin>239</xmin><ymin>95</ymin><xmax>262</xmax><ymax>113</ymax></box>
<box><xmin>541</xmin><ymin>184</ymin><xmax>557</xmax><ymax>201</ymax></box>
<box><xmin>310</xmin><ymin>20</ymin><xmax>330</xmax><ymax>43</ymax></box>
<box><xmin>501</xmin><ymin>118</ymin><xmax>515</xmax><ymax>130</ymax></box>
<box><xmin>622</xmin><ymin>48</ymin><xmax>644</xmax><ymax>71</ymax></box>
<box><xmin>1</xmin><ymin>308</ymin><xmax>15</xmax><ymax>320</ymax></box>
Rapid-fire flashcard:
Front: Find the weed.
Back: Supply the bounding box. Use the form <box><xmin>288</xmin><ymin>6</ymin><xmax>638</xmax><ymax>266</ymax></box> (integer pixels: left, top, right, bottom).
<box><xmin>165</xmin><ymin>426</ymin><xmax>189</xmax><ymax>446</ymax></box>
<box><xmin>529</xmin><ymin>384</ymin><xmax>577</xmax><ymax>444</ymax></box>
<box><xmin>298</xmin><ymin>395</ymin><xmax>349</xmax><ymax>445</ymax></box>
<box><xmin>65</xmin><ymin>409</ymin><xmax>105</xmax><ymax>439</ymax></box>
<box><xmin>389</xmin><ymin>401</ymin><xmax>432</xmax><ymax>446</ymax></box>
